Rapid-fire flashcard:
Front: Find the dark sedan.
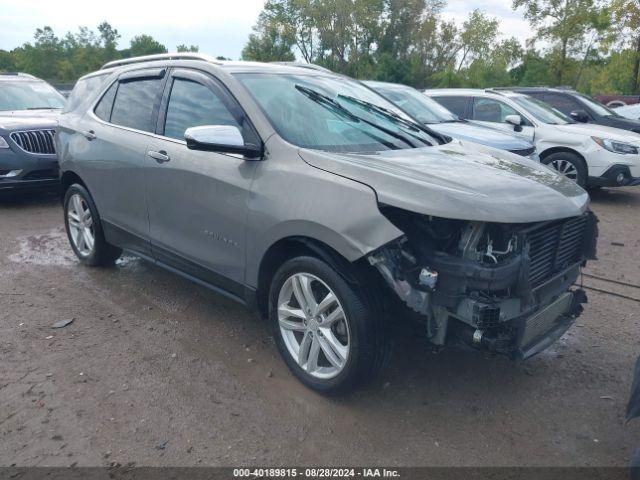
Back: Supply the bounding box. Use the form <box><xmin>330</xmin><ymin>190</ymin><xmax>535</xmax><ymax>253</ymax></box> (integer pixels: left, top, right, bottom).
<box><xmin>507</xmin><ymin>87</ymin><xmax>640</xmax><ymax>134</ymax></box>
<box><xmin>0</xmin><ymin>72</ymin><xmax>64</xmax><ymax>194</ymax></box>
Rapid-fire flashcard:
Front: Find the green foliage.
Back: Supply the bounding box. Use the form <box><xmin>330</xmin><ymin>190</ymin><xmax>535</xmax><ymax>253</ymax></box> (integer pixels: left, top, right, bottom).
<box><xmin>3</xmin><ymin>3</ymin><xmax>640</xmax><ymax>95</ymax></box>
<box><xmin>176</xmin><ymin>44</ymin><xmax>199</xmax><ymax>52</ymax></box>
<box><xmin>0</xmin><ymin>23</ymin><xmax>169</xmax><ymax>82</ymax></box>
<box><xmin>128</xmin><ymin>34</ymin><xmax>168</xmax><ymax>57</ymax></box>
<box><xmin>241</xmin><ymin>0</ymin><xmax>640</xmax><ymax>94</ymax></box>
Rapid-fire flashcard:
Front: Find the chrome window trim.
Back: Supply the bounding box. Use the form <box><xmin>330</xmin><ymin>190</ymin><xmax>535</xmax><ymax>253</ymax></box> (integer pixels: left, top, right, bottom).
<box><xmin>86</xmin><ymin>67</ymin><xmax>255</xmax><ymax>151</ymax></box>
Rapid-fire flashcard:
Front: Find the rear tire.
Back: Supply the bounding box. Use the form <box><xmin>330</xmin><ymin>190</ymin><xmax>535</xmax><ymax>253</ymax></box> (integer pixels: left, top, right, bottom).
<box><xmin>542</xmin><ymin>152</ymin><xmax>587</xmax><ymax>187</ymax></box>
<box><xmin>63</xmin><ymin>184</ymin><xmax>121</xmax><ymax>266</ymax></box>
<box><xmin>269</xmin><ymin>255</ymin><xmax>388</xmax><ymax>394</ymax></box>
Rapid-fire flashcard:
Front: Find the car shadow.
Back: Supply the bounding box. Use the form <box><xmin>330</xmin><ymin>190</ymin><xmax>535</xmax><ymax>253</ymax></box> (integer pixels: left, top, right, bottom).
<box><xmin>0</xmin><ymin>189</ymin><xmax>61</xmax><ymax>208</ymax></box>
<box><xmin>589</xmin><ymin>186</ymin><xmax>640</xmax><ymax>206</ymax></box>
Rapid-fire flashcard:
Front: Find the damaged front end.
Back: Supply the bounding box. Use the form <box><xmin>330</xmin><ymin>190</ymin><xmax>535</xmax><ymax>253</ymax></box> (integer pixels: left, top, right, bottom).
<box><xmin>368</xmin><ymin>206</ymin><xmax>598</xmax><ymax>359</ymax></box>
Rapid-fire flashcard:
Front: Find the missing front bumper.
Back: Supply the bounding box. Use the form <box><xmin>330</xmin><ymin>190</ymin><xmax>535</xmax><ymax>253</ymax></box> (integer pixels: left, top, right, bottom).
<box><xmin>515</xmin><ymin>290</ymin><xmax>581</xmax><ymax>359</ymax></box>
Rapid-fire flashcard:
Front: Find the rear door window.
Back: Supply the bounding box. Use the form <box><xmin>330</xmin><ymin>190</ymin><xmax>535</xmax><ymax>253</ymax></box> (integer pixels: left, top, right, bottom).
<box><xmin>433</xmin><ymin>96</ymin><xmax>469</xmax><ymax>118</ymax></box>
<box><xmin>110</xmin><ymin>76</ymin><xmax>164</xmax><ymax>132</ymax></box>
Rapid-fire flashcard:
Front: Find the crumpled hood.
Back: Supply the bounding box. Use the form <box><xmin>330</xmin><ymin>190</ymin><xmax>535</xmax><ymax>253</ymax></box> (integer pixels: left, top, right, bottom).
<box><xmin>555</xmin><ymin>123</ymin><xmax>640</xmax><ymax>145</ymax></box>
<box><xmin>299</xmin><ymin>139</ymin><xmax>589</xmax><ymax>223</ymax></box>
<box><xmin>0</xmin><ymin>109</ymin><xmax>60</xmax><ymax>132</ymax></box>
<box><xmin>430</xmin><ymin>121</ymin><xmax>533</xmax><ymax>151</ymax></box>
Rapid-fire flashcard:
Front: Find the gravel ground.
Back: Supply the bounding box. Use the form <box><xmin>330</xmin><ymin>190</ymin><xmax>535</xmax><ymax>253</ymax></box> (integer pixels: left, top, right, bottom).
<box><xmin>0</xmin><ymin>187</ymin><xmax>638</xmax><ymax>467</ymax></box>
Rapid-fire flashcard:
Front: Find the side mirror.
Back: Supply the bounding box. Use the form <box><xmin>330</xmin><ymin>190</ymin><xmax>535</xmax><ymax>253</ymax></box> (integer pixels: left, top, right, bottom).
<box><xmin>505</xmin><ymin>114</ymin><xmax>522</xmax><ymax>126</ymax></box>
<box><xmin>570</xmin><ymin>110</ymin><xmax>589</xmax><ymax>123</ymax></box>
<box><xmin>185</xmin><ymin>125</ymin><xmax>262</xmax><ymax>159</ymax></box>
<box><xmin>505</xmin><ymin>114</ymin><xmax>523</xmax><ymax>132</ymax></box>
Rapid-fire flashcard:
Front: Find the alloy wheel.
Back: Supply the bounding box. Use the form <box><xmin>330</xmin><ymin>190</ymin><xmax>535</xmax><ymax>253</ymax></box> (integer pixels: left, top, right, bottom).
<box><xmin>277</xmin><ymin>272</ymin><xmax>350</xmax><ymax>379</ymax></box>
<box><xmin>67</xmin><ymin>193</ymin><xmax>95</xmax><ymax>256</ymax></box>
<box><xmin>550</xmin><ymin>159</ymin><xmax>579</xmax><ymax>181</ymax></box>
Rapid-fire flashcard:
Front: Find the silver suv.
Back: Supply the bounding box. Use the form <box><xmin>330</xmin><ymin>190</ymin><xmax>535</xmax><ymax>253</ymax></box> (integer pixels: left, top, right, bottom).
<box><xmin>56</xmin><ymin>54</ymin><xmax>598</xmax><ymax>393</ymax></box>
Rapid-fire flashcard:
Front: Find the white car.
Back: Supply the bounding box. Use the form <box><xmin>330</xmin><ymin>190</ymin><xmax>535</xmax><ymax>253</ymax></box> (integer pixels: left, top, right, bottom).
<box><xmin>615</xmin><ymin>103</ymin><xmax>640</xmax><ymax>121</ymax></box>
<box><xmin>424</xmin><ymin>88</ymin><xmax>640</xmax><ymax>189</ymax></box>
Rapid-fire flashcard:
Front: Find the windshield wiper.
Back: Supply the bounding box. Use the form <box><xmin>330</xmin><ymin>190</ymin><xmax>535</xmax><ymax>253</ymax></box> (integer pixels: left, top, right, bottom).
<box><xmin>337</xmin><ymin>94</ymin><xmax>444</xmax><ymax>146</ymax></box>
<box><xmin>27</xmin><ymin>107</ymin><xmax>59</xmax><ymax>110</ymax></box>
<box><xmin>295</xmin><ymin>85</ymin><xmax>414</xmax><ymax>149</ymax></box>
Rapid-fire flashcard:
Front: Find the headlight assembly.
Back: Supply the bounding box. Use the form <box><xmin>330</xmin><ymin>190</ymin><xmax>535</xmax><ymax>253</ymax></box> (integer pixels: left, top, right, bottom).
<box><xmin>0</xmin><ymin>137</ymin><xmax>9</xmax><ymax>149</ymax></box>
<box><xmin>592</xmin><ymin>136</ymin><xmax>639</xmax><ymax>155</ymax></box>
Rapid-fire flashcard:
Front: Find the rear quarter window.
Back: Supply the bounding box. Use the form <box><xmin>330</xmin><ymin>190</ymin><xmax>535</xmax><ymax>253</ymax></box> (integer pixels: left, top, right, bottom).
<box><xmin>62</xmin><ymin>74</ymin><xmax>109</xmax><ymax>113</ymax></box>
<box><xmin>94</xmin><ymin>82</ymin><xmax>118</xmax><ymax>121</ymax></box>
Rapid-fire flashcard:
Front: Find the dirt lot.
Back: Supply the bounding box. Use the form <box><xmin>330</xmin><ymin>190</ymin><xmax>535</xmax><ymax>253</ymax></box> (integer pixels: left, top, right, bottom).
<box><xmin>0</xmin><ymin>187</ymin><xmax>639</xmax><ymax>468</ymax></box>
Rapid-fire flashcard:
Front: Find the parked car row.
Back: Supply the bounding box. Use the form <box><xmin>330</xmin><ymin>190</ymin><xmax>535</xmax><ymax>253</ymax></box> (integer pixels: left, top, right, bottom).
<box><xmin>425</xmin><ymin>88</ymin><xmax>640</xmax><ymax>188</ymax></box>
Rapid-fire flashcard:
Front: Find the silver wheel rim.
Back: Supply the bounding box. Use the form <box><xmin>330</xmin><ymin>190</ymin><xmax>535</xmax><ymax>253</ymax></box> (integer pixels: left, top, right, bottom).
<box><xmin>550</xmin><ymin>159</ymin><xmax>579</xmax><ymax>181</ymax></box>
<box><xmin>67</xmin><ymin>193</ymin><xmax>95</xmax><ymax>257</ymax></box>
<box><xmin>277</xmin><ymin>272</ymin><xmax>350</xmax><ymax>379</ymax></box>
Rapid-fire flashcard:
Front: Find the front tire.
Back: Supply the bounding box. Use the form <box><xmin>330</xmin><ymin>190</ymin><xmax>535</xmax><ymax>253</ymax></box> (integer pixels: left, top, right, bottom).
<box><xmin>269</xmin><ymin>255</ymin><xmax>388</xmax><ymax>394</ymax></box>
<box><xmin>64</xmin><ymin>184</ymin><xmax>121</xmax><ymax>266</ymax></box>
<box><xmin>542</xmin><ymin>152</ymin><xmax>587</xmax><ymax>187</ymax></box>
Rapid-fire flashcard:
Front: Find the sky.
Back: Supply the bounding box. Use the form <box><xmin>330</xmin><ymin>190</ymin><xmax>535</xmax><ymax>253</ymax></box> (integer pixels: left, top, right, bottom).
<box><xmin>0</xmin><ymin>0</ymin><xmax>530</xmax><ymax>59</ymax></box>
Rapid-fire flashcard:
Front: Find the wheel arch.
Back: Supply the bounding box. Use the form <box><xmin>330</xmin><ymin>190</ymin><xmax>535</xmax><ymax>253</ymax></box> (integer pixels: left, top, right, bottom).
<box><xmin>255</xmin><ymin>236</ymin><xmax>371</xmax><ymax>320</ymax></box>
<box><xmin>539</xmin><ymin>146</ymin><xmax>588</xmax><ymax>168</ymax></box>
<box><xmin>60</xmin><ymin>170</ymin><xmax>87</xmax><ymax>195</ymax></box>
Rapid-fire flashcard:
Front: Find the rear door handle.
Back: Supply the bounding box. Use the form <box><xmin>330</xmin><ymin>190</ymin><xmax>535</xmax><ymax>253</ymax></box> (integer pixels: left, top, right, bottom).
<box><xmin>147</xmin><ymin>150</ymin><xmax>170</xmax><ymax>163</ymax></box>
<box><xmin>81</xmin><ymin>130</ymin><xmax>96</xmax><ymax>141</ymax></box>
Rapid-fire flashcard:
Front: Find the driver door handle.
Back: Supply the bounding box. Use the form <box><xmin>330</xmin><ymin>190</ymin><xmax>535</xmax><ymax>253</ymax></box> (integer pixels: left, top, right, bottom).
<box><xmin>147</xmin><ymin>150</ymin><xmax>170</xmax><ymax>163</ymax></box>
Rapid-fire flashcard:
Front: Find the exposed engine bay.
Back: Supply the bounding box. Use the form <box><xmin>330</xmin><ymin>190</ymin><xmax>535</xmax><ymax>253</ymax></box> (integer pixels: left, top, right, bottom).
<box><xmin>368</xmin><ymin>206</ymin><xmax>599</xmax><ymax>359</ymax></box>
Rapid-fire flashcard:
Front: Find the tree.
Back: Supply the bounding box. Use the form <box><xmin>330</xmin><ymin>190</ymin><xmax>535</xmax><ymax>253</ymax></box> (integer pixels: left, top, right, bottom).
<box><xmin>241</xmin><ymin>2</ymin><xmax>296</xmax><ymax>61</ymax></box>
<box><xmin>98</xmin><ymin>21</ymin><xmax>121</xmax><ymax>64</ymax></box>
<box><xmin>513</xmin><ymin>0</ymin><xmax>600</xmax><ymax>85</ymax></box>
<box><xmin>176</xmin><ymin>44</ymin><xmax>199</xmax><ymax>52</ymax></box>
<box><xmin>456</xmin><ymin>10</ymin><xmax>500</xmax><ymax>73</ymax></box>
<box><xmin>129</xmin><ymin>34</ymin><xmax>168</xmax><ymax>57</ymax></box>
<box><xmin>611</xmin><ymin>0</ymin><xmax>640</xmax><ymax>92</ymax></box>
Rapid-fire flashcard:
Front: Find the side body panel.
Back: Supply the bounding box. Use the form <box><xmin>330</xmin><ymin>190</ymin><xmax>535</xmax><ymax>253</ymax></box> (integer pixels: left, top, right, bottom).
<box><xmin>146</xmin><ymin>135</ymin><xmax>258</xmax><ymax>288</ymax></box>
<box><xmin>83</xmin><ymin>119</ymin><xmax>151</xmax><ymax>248</ymax></box>
<box><xmin>243</xmin><ymin>136</ymin><xmax>404</xmax><ymax>288</ymax></box>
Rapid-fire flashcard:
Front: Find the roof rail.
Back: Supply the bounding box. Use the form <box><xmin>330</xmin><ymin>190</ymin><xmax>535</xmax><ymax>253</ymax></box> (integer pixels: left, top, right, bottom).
<box><xmin>101</xmin><ymin>53</ymin><xmax>222</xmax><ymax>70</ymax></box>
<box><xmin>485</xmin><ymin>88</ymin><xmax>508</xmax><ymax>96</ymax></box>
<box><xmin>270</xmin><ymin>61</ymin><xmax>333</xmax><ymax>73</ymax></box>
<box><xmin>0</xmin><ymin>72</ymin><xmax>36</xmax><ymax>78</ymax></box>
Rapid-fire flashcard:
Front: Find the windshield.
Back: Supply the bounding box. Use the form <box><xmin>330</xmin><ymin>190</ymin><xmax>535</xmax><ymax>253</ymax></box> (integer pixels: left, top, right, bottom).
<box><xmin>575</xmin><ymin>93</ymin><xmax>620</xmax><ymax>117</ymax></box>
<box><xmin>372</xmin><ymin>85</ymin><xmax>458</xmax><ymax>124</ymax></box>
<box><xmin>0</xmin><ymin>80</ymin><xmax>66</xmax><ymax>111</ymax></box>
<box><xmin>235</xmin><ymin>73</ymin><xmax>440</xmax><ymax>153</ymax></box>
<box><xmin>511</xmin><ymin>95</ymin><xmax>570</xmax><ymax>125</ymax></box>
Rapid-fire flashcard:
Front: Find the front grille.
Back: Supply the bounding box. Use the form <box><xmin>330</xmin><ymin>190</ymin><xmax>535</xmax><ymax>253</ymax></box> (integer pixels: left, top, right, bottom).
<box><xmin>10</xmin><ymin>129</ymin><xmax>56</xmax><ymax>155</ymax></box>
<box><xmin>527</xmin><ymin>214</ymin><xmax>589</xmax><ymax>287</ymax></box>
<box><xmin>510</xmin><ymin>147</ymin><xmax>536</xmax><ymax>157</ymax></box>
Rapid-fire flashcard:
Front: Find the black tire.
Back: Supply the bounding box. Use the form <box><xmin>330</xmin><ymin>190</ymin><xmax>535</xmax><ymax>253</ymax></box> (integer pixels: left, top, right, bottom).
<box><xmin>63</xmin><ymin>183</ymin><xmax>122</xmax><ymax>266</ymax></box>
<box><xmin>541</xmin><ymin>152</ymin><xmax>588</xmax><ymax>187</ymax></box>
<box><xmin>269</xmin><ymin>255</ymin><xmax>388</xmax><ymax>394</ymax></box>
